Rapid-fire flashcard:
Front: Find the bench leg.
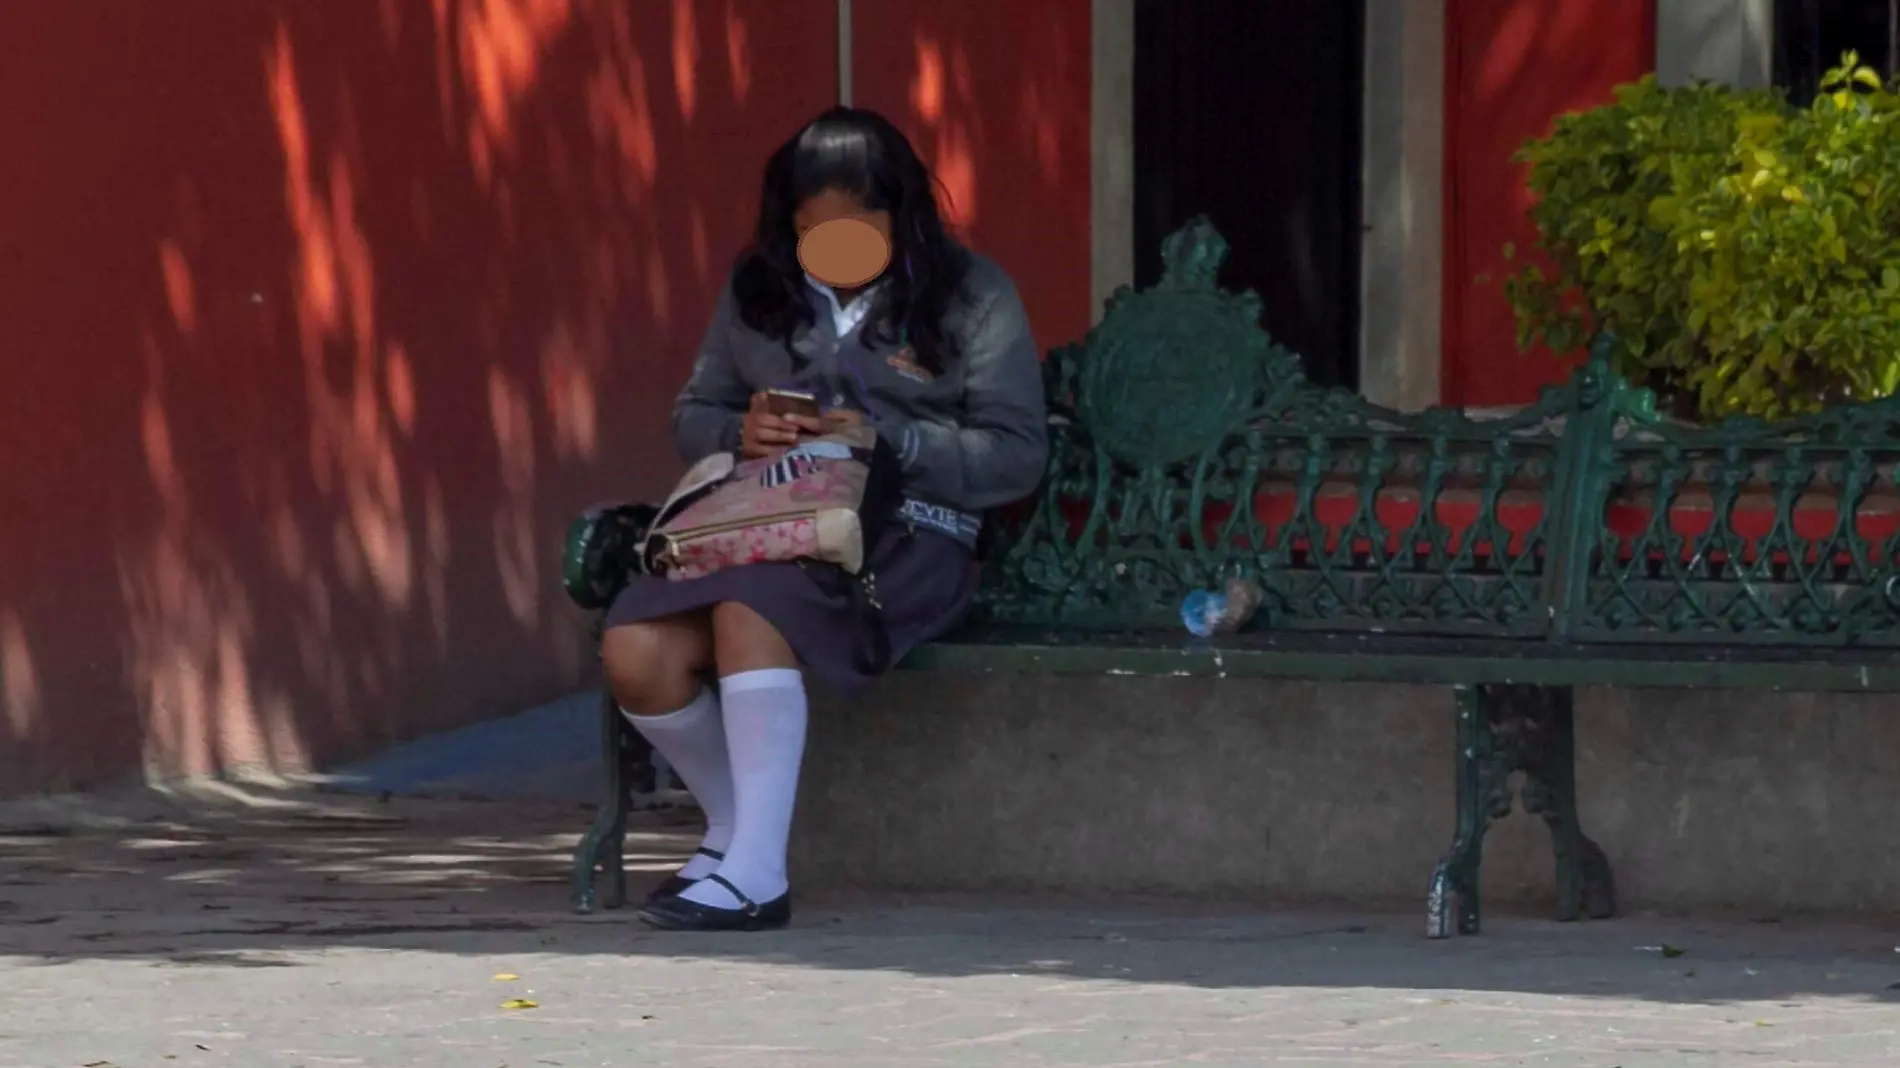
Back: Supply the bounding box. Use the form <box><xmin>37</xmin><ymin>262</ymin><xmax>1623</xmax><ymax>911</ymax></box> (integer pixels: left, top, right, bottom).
<box><xmin>1428</xmin><ymin>684</ymin><xmax>1507</xmax><ymax>938</ymax></box>
<box><xmin>1518</xmin><ymin>686</ymin><xmax>1617</xmax><ymax>924</ymax></box>
<box><xmin>1427</xmin><ymin>684</ymin><xmax>1616</xmax><ymax>938</ymax></box>
<box><xmin>570</xmin><ymin>688</ymin><xmax>632</xmax><ymax>914</ymax></box>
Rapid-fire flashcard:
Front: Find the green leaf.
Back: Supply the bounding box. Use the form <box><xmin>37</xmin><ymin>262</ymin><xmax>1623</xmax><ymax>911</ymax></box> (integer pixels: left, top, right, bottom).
<box><xmin>1500</xmin><ymin>63</ymin><xmax>1900</xmax><ymax>417</ymax></box>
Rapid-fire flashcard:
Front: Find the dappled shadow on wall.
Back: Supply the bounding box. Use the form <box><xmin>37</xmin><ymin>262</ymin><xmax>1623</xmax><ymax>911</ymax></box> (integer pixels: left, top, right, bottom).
<box><xmin>0</xmin><ymin>0</ymin><xmax>836</xmax><ymax>792</ymax></box>
<box><xmin>1445</xmin><ymin>0</ymin><xmax>1653</xmax><ymax>407</ymax></box>
<box><xmin>854</xmin><ymin>0</ymin><xmax>1092</xmax><ymax>347</ymax></box>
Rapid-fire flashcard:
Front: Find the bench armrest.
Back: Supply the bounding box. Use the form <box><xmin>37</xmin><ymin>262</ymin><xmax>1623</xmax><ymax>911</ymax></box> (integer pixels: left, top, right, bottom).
<box><xmin>562</xmin><ymin>502</ymin><xmax>659</xmax><ymax>611</ymax></box>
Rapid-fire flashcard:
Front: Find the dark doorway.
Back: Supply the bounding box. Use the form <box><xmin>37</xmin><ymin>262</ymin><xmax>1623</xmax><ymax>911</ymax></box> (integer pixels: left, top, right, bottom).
<box><xmin>1775</xmin><ymin>0</ymin><xmax>1897</xmax><ymax>103</ymax></box>
<box><xmin>1132</xmin><ymin>0</ymin><xmax>1365</xmax><ymax>390</ymax></box>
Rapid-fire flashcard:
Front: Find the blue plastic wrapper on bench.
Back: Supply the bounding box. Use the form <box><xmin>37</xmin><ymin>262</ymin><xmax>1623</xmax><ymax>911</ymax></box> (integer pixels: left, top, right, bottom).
<box><xmin>1181</xmin><ymin>579</ymin><xmax>1262</xmax><ymax>637</ymax></box>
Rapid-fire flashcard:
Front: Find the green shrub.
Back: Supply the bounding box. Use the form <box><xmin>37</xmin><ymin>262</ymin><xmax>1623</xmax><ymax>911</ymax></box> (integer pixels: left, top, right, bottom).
<box><xmin>1505</xmin><ymin>55</ymin><xmax>1900</xmax><ymax>421</ymax></box>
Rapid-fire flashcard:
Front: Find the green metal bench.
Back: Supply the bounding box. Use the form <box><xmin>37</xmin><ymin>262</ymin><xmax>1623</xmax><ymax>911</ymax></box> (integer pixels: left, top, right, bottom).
<box><xmin>562</xmin><ymin>218</ymin><xmax>1900</xmax><ymax>936</ymax></box>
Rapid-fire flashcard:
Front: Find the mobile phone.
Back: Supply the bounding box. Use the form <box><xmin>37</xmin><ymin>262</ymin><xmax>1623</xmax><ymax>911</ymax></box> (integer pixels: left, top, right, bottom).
<box><xmin>764</xmin><ymin>388</ymin><xmax>822</xmax><ymax>421</ymax></box>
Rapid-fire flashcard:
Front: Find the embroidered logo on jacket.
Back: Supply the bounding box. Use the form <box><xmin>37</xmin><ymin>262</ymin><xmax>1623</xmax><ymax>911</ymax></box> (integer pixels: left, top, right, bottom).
<box><xmin>885</xmin><ymin>347</ymin><xmax>935</xmax><ymax>384</ymax></box>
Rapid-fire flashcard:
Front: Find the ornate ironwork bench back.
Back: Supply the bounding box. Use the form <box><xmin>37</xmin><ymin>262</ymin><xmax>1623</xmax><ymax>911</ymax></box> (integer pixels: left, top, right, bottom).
<box><xmin>979</xmin><ymin>218</ymin><xmax>1900</xmax><ymax>651</ymax></box>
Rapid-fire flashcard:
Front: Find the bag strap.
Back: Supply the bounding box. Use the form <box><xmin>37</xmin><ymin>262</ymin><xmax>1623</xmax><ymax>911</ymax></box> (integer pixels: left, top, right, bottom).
<box><xmin>848</xmin><ymin>570</ymin><xmax>892</xmax><ymax>677</ymax></box>
<box><xmin>798</xmin><ymin>561</ymin><xmax>892</xmax><ymax>677</ymax></box>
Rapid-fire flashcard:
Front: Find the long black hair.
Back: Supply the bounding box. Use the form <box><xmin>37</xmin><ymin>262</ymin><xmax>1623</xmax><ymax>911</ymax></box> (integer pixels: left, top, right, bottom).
<box><xmin>731</xmin><ymin>107</ymin><xmax>973</xmax><ymax>375</ymax></box>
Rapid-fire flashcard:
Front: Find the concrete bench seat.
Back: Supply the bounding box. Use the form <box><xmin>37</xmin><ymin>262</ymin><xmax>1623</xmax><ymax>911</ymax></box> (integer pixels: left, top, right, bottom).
<box><xmin>912</xmin><ymin>627</ymin><xmax>1900</xmax><ymax>692</ymax></box>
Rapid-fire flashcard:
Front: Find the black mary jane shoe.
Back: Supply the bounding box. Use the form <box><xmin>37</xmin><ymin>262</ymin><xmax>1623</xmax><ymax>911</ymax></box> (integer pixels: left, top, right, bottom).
<box><xmin>641</xmin><ymin>847</ymin><xmax>724</xmax><ymax>906</ymax></box>
<box><xmin>636</xmin><ymin>874</ymin><xmax>791</xmax><ymax>932</ymax></box>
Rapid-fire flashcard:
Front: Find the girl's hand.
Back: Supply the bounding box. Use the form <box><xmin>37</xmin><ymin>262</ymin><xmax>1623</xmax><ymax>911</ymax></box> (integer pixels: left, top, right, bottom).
<box><xmin>783</xmin><ymin>407</ymin><xmax>864</xmax><ymax>438</ymax></box>
<box><xmin>741</xmin><ymin>393</ymin><xmax>801</xmax><ymax>458</ymax></box>
<box><xmin>820</xmin><ymin>408</ymin><xmax>866</xmax><ymax>433</ymax></box>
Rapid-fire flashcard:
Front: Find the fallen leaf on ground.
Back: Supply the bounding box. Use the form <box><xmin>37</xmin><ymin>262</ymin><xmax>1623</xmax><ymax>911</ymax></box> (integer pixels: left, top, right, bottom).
<box><xmin>501</xmin><ymin>999</ymin><xmax>539</xmax><ymax>1011</ymax></box>
<box><xmin>1661</xmin><ymin>945</ymin><xmax>1687</xmax><ymax>958</ymax></box>
<box><xmin>493</xmin><ymin>973</ymin><xmax>521</xmax><ymax>981</ymax></box>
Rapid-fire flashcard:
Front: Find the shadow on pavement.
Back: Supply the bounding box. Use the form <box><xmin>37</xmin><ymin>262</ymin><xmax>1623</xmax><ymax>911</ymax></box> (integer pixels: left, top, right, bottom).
<box><xmin>5</xmin><ymin>780</ymin><xmax>1900</xmax><ymax>1009</ymax></box>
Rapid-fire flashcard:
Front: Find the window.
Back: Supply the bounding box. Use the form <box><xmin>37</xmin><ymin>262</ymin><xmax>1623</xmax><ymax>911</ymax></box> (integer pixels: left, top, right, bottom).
<box><xmin>1775</xmin><ymin>0</ymin><xmax>1897</xmax><ymax>102</ymax></box>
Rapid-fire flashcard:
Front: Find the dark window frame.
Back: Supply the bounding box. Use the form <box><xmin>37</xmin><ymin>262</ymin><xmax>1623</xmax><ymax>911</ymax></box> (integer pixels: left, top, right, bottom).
<box><xmin>1130</xmin><ymin>0</ymin><xmax>1366</xmax><ymax>393</ymax></box>
<box><xmin>1774</xmin><ymin>0</ymin><xmax>1898</xmax><ymax>102</ymax></box>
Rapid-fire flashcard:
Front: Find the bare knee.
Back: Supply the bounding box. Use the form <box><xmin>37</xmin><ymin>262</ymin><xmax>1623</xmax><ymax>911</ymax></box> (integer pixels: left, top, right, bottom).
<box><xmin>711</xmin><ymin>601</ymin><xmax>798</xmax><ymax>677</ymax></box>
<box><xmin>602</xmin><ymin>614</ymin><xmax>711</xmax><ymax>715</ymax></box>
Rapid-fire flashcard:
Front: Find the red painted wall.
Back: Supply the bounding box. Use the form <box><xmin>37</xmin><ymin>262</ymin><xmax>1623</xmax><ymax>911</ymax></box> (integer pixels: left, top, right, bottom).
<box><xmin>1442</xmin><ymin>0</ymin><xmax>1655</xmax><ymax>406</ymax></box>
<box><xmin>852</xmin><ymin>0</ymin><xmax>1094</xmax><ymax>351</ymax></box>
<box><xmin>0</xmin><ymin>0</ymin><xmax>835</xmax><ymax>794</ymax></box>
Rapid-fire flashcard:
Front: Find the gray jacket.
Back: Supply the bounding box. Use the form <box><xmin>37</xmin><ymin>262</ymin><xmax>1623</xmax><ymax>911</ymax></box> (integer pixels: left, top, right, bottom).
<box><xmin>671</xmin><ymin>253</ymin><xmax>1049</xmax><ymax>517</ymax></box>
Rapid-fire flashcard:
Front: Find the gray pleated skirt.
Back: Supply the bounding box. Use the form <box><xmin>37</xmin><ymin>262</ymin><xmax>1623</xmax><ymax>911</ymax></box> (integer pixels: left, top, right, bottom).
<box><xmin>603</xmin><ymin>528</ymin><xmax>978</xmax><ymax>690</ymax></box>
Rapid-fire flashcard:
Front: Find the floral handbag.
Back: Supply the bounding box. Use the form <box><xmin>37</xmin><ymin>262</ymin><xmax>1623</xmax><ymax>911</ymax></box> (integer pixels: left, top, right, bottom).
<box><xmin>638</xmin><ymin>424</ymin><xmax>904</xmax><ymax>672</ymax></box>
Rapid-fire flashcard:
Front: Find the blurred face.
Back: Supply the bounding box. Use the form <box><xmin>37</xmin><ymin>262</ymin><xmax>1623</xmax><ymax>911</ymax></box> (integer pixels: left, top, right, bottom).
<box><xmin>794</xmin><ymin>188</ymin><xmax>893</xmax><ymax>290</ymax></box>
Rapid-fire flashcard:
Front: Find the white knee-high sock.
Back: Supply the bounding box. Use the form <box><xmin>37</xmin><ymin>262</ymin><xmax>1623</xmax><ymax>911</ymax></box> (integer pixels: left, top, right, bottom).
<box><xmin>625</xmin><ymin>689</ymin><xmax>734</xmax><ymax>880</ymax></box>
<box><xmin>679</xmin><ymin>668</ymin><xmax>807</xmax><ymax>908</ymax></box>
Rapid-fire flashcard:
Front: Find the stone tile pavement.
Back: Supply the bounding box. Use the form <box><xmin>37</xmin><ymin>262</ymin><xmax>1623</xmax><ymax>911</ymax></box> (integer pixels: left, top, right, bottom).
<box><xmin>3</xmin><ymin>782</ymin><xmax>1899</xmax><ymax>1067</ymax></box>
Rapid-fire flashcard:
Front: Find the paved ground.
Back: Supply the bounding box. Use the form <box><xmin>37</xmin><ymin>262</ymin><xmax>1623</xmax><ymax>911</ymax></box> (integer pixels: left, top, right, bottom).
<box><xmin>3</xmin><ymin>782</ymin><xmax>1900</xmax><ymax>1067</ymax></box>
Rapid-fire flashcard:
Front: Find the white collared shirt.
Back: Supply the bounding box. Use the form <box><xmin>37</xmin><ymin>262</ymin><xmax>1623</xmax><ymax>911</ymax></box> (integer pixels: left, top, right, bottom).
<box><xmin>805</xmin><ymin>273</ymin><xmax>882</xmax><ymax>339</ymax></box>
